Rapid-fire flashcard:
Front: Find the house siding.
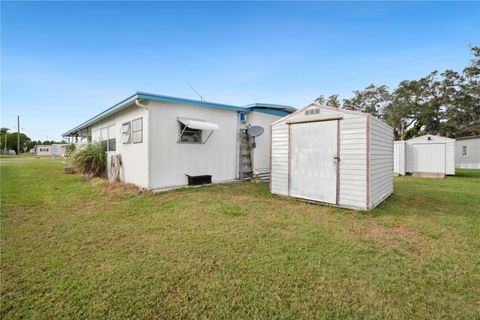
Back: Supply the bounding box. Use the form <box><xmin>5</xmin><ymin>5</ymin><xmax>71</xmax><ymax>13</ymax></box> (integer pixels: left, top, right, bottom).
<box><xmin>90</xmin><ymin>106</ymin><xmax>150</xmax><ymax>188</ymax></box>
<box><xmin>148</xmin><ymin>100</ymin><xmax>239</xmax><ymax>190</ymax></box>
<box><xmin>455</xmin><ymin>137</ymin><xmax>480</xmax><ymax>168</ymax></box>
<box><xmin>247</xmin><ymin>111</ymin><xmax>281</xmax><ymax>174</ymax></box>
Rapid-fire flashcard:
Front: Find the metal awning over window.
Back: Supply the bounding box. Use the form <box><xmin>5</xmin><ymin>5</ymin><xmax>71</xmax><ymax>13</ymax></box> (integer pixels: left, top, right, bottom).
<box><xmin>178</xmin><ymin>118</ymin><xmax>219</xmax><ymax>131</ymax></box>
<box><xmin>178</xmin><ymin>118</ymin><xmax>219</xmax><ymax>144</ymax></box>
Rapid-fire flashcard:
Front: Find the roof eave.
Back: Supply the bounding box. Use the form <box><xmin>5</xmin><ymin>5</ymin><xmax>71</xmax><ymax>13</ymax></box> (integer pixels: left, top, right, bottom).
<box><xmin>62</xmin><ymin>93</ymin><xmax>139</xmax><ymax>137</ymax></box>
<box><xmin>137</xmin><ymin>92</ymin><xmax>245</xmax><ymax>112</ymax></box>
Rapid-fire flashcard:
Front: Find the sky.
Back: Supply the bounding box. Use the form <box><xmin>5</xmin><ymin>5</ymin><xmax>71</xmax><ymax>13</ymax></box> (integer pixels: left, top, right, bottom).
<box><xmin>1</xmin><ymin>1</ymin><xmax>479</xmax><ymax>141</ymax></box>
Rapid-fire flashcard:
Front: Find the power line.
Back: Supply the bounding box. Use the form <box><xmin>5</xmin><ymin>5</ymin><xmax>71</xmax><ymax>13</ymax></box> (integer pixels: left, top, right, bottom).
<box><xmin>317</xmin><ymin>44</ymin><xmax>474</xmax><ymax>86</ymax></box>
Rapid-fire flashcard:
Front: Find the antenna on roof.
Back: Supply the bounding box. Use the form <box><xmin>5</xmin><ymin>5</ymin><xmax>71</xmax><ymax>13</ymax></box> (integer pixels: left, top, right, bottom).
<box><xmin>187</xmin><ymin>82</ymin><xmax>205</xmax><ymax>101</ymax></box>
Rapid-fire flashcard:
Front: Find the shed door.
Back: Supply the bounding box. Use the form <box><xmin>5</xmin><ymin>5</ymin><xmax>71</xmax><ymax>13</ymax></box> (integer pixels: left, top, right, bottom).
<box><xmin>412</xmin><ymin>143</ymin><xmax>445</xmax><ymax>173</ymax></box>
<box><xmin>290</xmin><ymin>121</ymin><xmax>338</xmax><ymax>203</ymax></box>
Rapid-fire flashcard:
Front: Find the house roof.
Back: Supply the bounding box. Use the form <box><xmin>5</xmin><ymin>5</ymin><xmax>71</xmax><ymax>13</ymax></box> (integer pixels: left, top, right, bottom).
<box><xmin>243</xmin><ymin>103</ymin><xmax>297</xmax><ymax>113</ymax></box>
<box><xmin>455</xmin><ymin>135</ymin><xmax>480</xmax><ymax>140</ymax></box>
<box><xmin>62</xmin><ymin>92</ymin><xmax>295</xmax><ymax>137</ymax></box>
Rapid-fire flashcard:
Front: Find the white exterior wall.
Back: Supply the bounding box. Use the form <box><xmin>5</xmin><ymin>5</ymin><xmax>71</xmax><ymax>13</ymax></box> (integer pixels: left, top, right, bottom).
<box><xmin>369</xmin><ymin>117</ymin><xmax>394</xmax><ymax>209</ymax></box>
<box><xmin>91</xmin><ymin>106</ymin><xmax>149</xmax><ymax>188</ymax></box>
<box><xmin>405</xmin><ymin>135</ymin><xmax>455</xmax><ymax>175</ymax></box>
<box><xmin>394</xmin><ymin>141</ymin><xmax>406</xmax><ymax>175</ymax></box>
<box><xmin>270</xmin><ymin>105</ymin><xmax>371</xmax><ymax>210</ymax></box>
<box><xmin>456</xmin><ymin>138</ymin><xmax>480</xmax><ymax>168</ymax></box>
<box><xmin>247</xmin><ymin>111</ymin><xmax>281</xmax><ymax>173</ymax></box>
<box><xmin>148</xmin><ymin>101</ymin><xmax>238</xmax><ymax>190</ymax></box>
<box><xmin>51</xmin><ymin>144</ymin><xmax>68</xmax><ymax>157</ymax></box>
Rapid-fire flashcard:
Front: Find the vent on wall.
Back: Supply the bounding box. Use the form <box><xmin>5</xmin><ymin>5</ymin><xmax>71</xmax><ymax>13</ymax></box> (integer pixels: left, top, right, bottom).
<box><xmin>305</xmin><ymin>108</ymin><xmax>320</xmax><ymax>116</ymax></box>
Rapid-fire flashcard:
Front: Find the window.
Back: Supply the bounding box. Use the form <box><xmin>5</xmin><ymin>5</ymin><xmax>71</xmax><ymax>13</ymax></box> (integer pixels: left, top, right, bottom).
<box><xmin>179</xmin><ymin>122</ymin><xmax>202</xmax><ymax>143</ymax></box>
<box><xmin>92</xmin><ymin>124</ymin><xmax>116</xmax><ymax>151</ymax></box>
<box><xmin>101</xmin><ymin>140</ymin><xmax>108</xmax><ymax>151</ymax></box>
<box><xmin>121</xmin><ymin>122</ymin><xmax>131</xmax><ymax>144</ymax></box>
<box><xmin>108</xmin><ymin>138</ymin><xmax>116</xmax><ymax>151</ymax></box>
<box><xmin>305</xmin><ymin>108</ymin><xmax>320</xmax><ymax>116</ymax></box>
<box><xmin>131</xmin><ymin>118</ymin><xmax>143</xmax><ymax>143</ymax></box>
<box><xmin>462</xmin><ymin>145</ymin><xmax>468</xmax><ymax>156</ymax></box>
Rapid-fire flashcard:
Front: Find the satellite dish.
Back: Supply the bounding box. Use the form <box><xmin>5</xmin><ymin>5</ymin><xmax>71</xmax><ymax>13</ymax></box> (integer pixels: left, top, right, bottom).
<box><xmin>247</xmin><ymin>126</ymin><xmax>264</xmax><ymax>138</ymax></box>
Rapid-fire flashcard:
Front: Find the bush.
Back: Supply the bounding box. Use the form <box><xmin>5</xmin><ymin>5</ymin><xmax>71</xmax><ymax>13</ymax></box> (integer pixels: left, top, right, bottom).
<box><xmin>71</xmin><ymin>143</ymin><xmax>106</xmax><ymax>177</ymax></box>
<box><xmin>65</xmin><ymin>144</ymin><xmax>76</xmax><ymax>158</ymax></box>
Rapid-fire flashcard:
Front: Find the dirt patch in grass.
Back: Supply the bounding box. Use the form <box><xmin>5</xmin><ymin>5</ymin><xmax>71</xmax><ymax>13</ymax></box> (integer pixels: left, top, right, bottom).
<box><xmin>88</xmin><ymin>178</ymin><xmax>144</xmax><ymax>199</ymax></box>
<box><xmin>345</xmin><ymin>218</ymin><xmax>424</xmax><ymax>253</ymax></box>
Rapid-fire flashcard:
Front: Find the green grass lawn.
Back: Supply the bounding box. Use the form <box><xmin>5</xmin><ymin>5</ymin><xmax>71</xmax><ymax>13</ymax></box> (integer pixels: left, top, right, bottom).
<box><xmin>1</xmin><ymin>157</ymin><xmax>479</xmax><ymax>319</ymax></box>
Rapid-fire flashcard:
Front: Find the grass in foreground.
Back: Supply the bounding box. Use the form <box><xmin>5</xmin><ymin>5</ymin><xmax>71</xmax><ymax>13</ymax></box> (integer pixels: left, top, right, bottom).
<box><xmin>1</xmin><ymin>158</ymin><xmax>479</xmax><ymax>319</ymax></box>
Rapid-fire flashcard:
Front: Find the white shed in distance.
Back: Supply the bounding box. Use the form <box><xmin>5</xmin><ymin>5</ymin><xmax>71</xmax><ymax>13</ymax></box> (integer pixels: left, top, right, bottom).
<box><xmin>270</xmin><ymin>104</ymin><xmax>394</xmax><ymax>211</ymax></box>
<box><xmin>394</xmin><ymin>135</ymin><xmax>455</xmax><ymax>177</ymax></box>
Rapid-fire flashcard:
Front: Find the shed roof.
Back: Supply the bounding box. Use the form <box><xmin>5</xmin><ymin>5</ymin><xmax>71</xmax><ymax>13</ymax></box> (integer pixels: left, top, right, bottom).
<box><xmin>62</xmin><ymin>92</ymin><xmax>295</xmax><ymax>137</ymax></box>
<box><xmin>407</xmin><ymin>134</ymin><xmax>455</xmax><ymax>142</ymax></box>
<box><xmin>271</xmin><ymin>103</ymin><xmax>392</xmax><ymax>128</ymax></box>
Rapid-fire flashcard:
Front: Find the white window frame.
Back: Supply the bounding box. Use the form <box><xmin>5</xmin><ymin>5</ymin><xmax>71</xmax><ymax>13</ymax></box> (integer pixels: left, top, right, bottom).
<box><xmin>131</xmin><ymin>118</ymin><xmax>143</xmax><ymax>144</ymax></box>
<box><xmin>92</xmin><ymin>124</ymin><xmax>116</xmax><ymax>151</ymax></box>
<box><xmin>121</xmin><ymin>122</ymin><xmax>131</xmax><ymax>144</ymax></box>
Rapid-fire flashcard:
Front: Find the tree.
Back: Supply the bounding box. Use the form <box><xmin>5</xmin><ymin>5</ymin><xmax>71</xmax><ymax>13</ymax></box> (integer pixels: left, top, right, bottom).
<box><xmin>0</xmin><ymin>128</ymin><xmax>9</xmax><ymax>150</ymax></box>
<box><xmin>342</xmin><ymin>84</ymin><xmax>391</xmax><ymax>118</ymax></box>
<box><xmin>0</xmin><ymin>132</ymin><xmax>31</xmax><ymax>154</ymax></box>
<box><xmin>453</xmin><ymin>46</ymin><xmax>480</xmax><ymax>136</ymax></box>
<box><xmin>314</xmin><ymin>95</ymin><xmax>326</xmax><ymax>104</ymax></box>
<box><xmin>316</xmin><ymin>47</ymin><xmax>480</xmax><ymax>139</ymax></box>
<box><xmin>326</xmin><ymin>95</ymin><xmax>341</xmax><ymax>108</ymax></box>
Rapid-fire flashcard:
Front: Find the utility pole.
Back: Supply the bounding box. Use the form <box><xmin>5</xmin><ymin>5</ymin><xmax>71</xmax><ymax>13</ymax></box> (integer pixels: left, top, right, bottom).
<box><xmin>17</xmin><ymin>115</ymin><xmax>20</xmax><ymax>155</ymax></box>
<box><xmin>3</xmin><ymin>129</ymin><xmax>7</xmax><ymax>151</ymax></box>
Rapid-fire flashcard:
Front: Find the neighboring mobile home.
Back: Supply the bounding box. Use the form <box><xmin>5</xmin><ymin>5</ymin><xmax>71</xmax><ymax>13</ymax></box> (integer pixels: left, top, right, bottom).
<box><xmin>455</xmin><ymin>135</ymin><xmax>480</xmax><ymax>169</ymax></box>
<box><xmin>270</xmin><ymin>103</ymin><xmax>394</xmax><ymax>211</ymax></box>
<box><xmin>62</xmin><ymin>92</ymin><xmax>295</xmax><ymax>190</ymax></box>
<box><xmin>34</xmin><ymin>145</ymin><xmax>52</xmax><ymax>156</ymax></box>
<box><xmin>394</xmin><ymin>135</ymin><xmax>455</xmax><ymax>177</ymax></box>
<box><xmin>34</xmin><ymin>144</ymin><xmax>68</xmax><ymax>157</ymax></box>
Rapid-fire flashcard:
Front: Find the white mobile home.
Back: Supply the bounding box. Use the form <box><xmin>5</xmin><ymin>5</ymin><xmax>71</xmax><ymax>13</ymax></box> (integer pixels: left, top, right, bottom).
<box><xmin>394</xmin><ymin>135</ymin><xmax>455</xmax><ymax>177</ymax></box>
<box><xmin>34</xmin><ymin>145</ymin><xmax>52</xmax><ymax>156</ymax></box>
<box><xmin>455</xmin><ymin>136</ymin><xmax>480</xmax><ymax>169</ymax></box>
<box><xmin>270</xmin><ymin>103</ymin><xmax>394</xmax><ymax>211</ymax></box>
<box><xmin>63</xmin><ymin>92</ymin><xmax>295</xmax><ymax>190</ymax></box>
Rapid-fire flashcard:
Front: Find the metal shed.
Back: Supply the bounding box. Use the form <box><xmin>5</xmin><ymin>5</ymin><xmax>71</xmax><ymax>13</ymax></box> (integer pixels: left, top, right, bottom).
<box><xmin>270</xmin><ymin>103</ymin><xmax>394</xmax><ymax>211</ymax></box>
<box><xmin>394</xmin><ymin>135</ymin><xmax>455</xmax><ymax>177</ymax></box>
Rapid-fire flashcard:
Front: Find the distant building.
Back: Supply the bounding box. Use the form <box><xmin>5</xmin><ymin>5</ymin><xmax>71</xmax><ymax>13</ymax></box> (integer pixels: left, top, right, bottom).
<box><xmin>394</xmin><ymin>135</ymin><xmax>456</xmax><ymax>177</ymax></box>
<box><xmin>456</xmin><ymin>136</ymin><xmax>480</xmax><ymax>169</ymax></box>
<box><xmin>34</xmin><ymin>145</ymin><xmax>52</xmax><ymax>156</ymax></box>
<box><xmin>34</xmin><ymin>144</ymin><xmax>68</xmax><ymax>157</ymax></box>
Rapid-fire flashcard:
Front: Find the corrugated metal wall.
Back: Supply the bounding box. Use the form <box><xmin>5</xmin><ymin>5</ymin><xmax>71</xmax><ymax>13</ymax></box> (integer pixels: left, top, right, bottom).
<box><xmin>394</xmin><ymin>141</ymin><xmax>406</xmax><ymax>175</ymax></box>
<box><xmin>369</xmin><ymin>117</ymin><xmax>394</xmax><ymax>209</ymax></box>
